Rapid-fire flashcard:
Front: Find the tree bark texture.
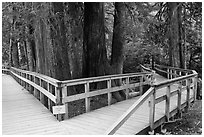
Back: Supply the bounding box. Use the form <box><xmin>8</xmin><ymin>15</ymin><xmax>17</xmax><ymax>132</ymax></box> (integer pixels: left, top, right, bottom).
<box><xmin>65</xmin><ymin>2</ymin><xmax>83</xmax><ymax>79</ymax></box>
<box><xmin>83</xmin><ymin>2</ymin><xmax>126</xmax><ymax>101</ymax></box>
<box><xmin>11</xmin><ymin>40</ymin><xmax>20</xmax><ymax>68</ymax></box>
<box><xmin>34</xmin><ymin>3</ymin><xmax>72</xmax><ymax>81</ymax></box>
<box><xmin>111</xmin><ymin>2</ymin><xmax>126</xmax><ymax>74</ymax></box>
<box><xmin>167</xmin><ymin>2</ymin><xmax>180</xmax><ymax>67</ymax></box>
<box><xmin>50</xmin><ymin>2</ymin><xmax>72</xmax><ymax>81</ymax></box>
<box><xmin>177</xmin><ymin>3</ymin><xmax>185</xmax><ymax>69</ymax></box>
<box><xmin>83</xmin><ymin>2</ymin><xmax>108</xmax><ymax>78</ymax></box>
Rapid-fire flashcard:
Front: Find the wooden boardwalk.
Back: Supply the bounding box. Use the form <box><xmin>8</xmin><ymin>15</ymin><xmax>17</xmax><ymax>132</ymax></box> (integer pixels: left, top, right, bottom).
<box><xmin>2</xmin><ymin>73</ymin><xmax>194</xmax><ymax>135</ymax></box>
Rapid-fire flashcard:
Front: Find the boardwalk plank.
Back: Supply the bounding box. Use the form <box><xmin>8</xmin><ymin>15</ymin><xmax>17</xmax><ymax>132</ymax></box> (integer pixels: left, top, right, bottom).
<box><xmin>2</xmin><ymin>73</ymin><xmax>195</xmax><ymax>135</ymax></box>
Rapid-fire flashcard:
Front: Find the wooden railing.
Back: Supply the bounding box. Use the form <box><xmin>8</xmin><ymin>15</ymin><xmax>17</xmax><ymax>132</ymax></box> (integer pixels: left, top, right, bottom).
<box><xmin>106</xmin><ymin>64</ymin><xmax>198</xmax><ymax>134</ymax></box>
<box><xmin>59</xmin><ymin>72</ymin><xmax>153</xmax><ymax>119</ymax></box>
<box><xmin>2</xmin><ymin>66</ymin><xmax>153</xmax><ymax>121</ymax></box>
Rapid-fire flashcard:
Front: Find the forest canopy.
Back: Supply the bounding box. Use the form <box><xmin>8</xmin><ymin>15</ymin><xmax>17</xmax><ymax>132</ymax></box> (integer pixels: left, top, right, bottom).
<box><xmin>2</xmin><ymin>2</ymin><xmax>202</xmax><ymax>80</ymax></box>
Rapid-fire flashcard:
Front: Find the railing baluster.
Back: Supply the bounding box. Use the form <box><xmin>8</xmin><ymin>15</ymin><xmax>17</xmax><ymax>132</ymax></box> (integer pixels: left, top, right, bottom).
<box><xmin>55</xmin><ymin>84</ymin><xmax>63</xmax><ymax>121</ymax></box>
<box><xmin>40</xmin><ymin>79</ymin><xmax>45</xmax><ymax>105</ymax></box>
<box><xmin>62</xmin><ymin>86</ymin><xmax>69</xmax><ymax>119</ymax></box>
<box><xmin>149</xmin><ymin>88</ymin><xmax>156</xmax><ymax>131</ymax></box>
<box><xmin>174</xmin><ymin>70</ymin><xmax>177</xmax><ymax>78</ymax></box>
<box><xmin>47</xmin><ymin>83</ymin><xmax>52</xmax><ymax>112</ymax></box>
<box><xmin>185</xmin><ymin>73</ymin><xmax>188</xmax><ymax>86</ymax></box>
<box><xmin>107</xmin><ymin>79</ymin><xmax>112</xmax><ymax>105</ymax></box>
<box><xmin>193</xmin><ymin>76</ymin><xmax>198</xmax><ymax>101</ymax></box>
<box><xmin>177</xmin><ymin>82</ymin><xmax>182</xmax><ymax>117</ymax></box>
<box><xmin>85</xmin><ymin>82</ymin><xmax>90</xmax><ymax>112</ymax></box>
<box><xmin>165</xmin><ymin>85</ymin><xmax>170</xmax><ymax>121</ymax></box>
<box><xmin>139</xmin><ymin>76</ymin><xmax>143</xmax><ymax>95</ymax></box>
<box><xmin>179</xmin><ymin>71</ymin><xmax>182</xmax><ymax>76</ymax></box>
<box><xmin>185</xmin><ymin>79</ymin><xmax>190</xmax><ymax>112</ymax></box>
<box><xmin>34</xmin><ymin>76</ymin><xmax>37</xmax><ymax>98</ymax></box>
<box><xmin>167</xmin><ymin>68</ymin><xmax>170</xmax><ymax>79</ymax></box>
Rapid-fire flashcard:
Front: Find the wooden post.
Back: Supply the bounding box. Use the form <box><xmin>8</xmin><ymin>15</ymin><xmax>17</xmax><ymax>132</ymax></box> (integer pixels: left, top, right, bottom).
<box><xmin>47</xmin><ymin>83</ymin><xmax>52</xmax><ymax>112</ymax></box>
<box><xmin>185</xmin><ymin>73</ymin><xmax>188</xmax><ymax>86</ymax></box>
<box><xmin>172</xmin><ymin>70</ymin><xmax>174</xmax><ymax>79</ymax></box>
<box><xmin>174</xmin><ymin>70</ymin><xmax>177</xmax><ymax>78</ymax></box>
<box><xmin>27</xmin><ymin>74</ymin><xmax>31</xmax><ymax>93</ymax></box>
<box><xmin>165</xmin><ymin>85</ymin><xmax>170</xmax><ymax>121</ymax></box>
<box><xmin>31</xmin><ymin>75</ymin><xmax>34</xmax><ymax>94</ymax></box>
<box><xmin>34</xmin><ymin>76</ymin><xmax>37</xmax><ymax>98</ymax></box>
<box><xmin>177</xmin><ymin>82</ymin><xmax>182</xmax><ymax>118</ymax></box>
<box><xmin>39</xmin><ymin>79</ymin><xmax>45</xmax><ymax>105</ymax></box>
<box><xmin>62</xmin><ymin>86</ymin><xmax>69</xmax><ymax>119</ymax></box>
<box><xmin>193</xmin><ymin>76</ymin><xmax>198</xmax><ymax>101</ymax></box>
<box><xmin>149</xmin><ymin>89</ymin><xmax>156</xmax><ymax>131</ymax></box>
<box><xmin>185</xmin><ymin>79</ymin><xmax>190</xmax><ymax>112</ymax></box>
<box><xmin>169</xmin><ymin>70</ymin><xmax>172</xmax><ymax>79</ymax></box>
<box><xmin>139</xmin><ymin>76</ymin><xmax>143</xmax><ymax>95</ymax></box>
<box><xmin>55</xmin><ymin>83</ymin><xmax>63</xmax><ymax>121</ymax></box>
<box><xmin>179</xmin><ymin>71</ymin><xmax>182</xmax><ymax>77</ymax></box>
<box><xmin>167</xmin><ymin>68</ymin><xmax>169</xmax><ymax>79</ymax></box>
<box><xmin>107</xmin><ymin>79</ymin><xmax>112</xmax><ymax>105</ymax></box>
<box><xmin>85</xmin><ymin>82</ymin><xmax>90</xmax><ymax>112</ymax></box>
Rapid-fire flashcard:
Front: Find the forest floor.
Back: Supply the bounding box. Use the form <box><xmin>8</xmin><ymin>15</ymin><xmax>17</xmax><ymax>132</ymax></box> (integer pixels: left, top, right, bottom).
<box><xmin>155</xmin><ymin>100</ymin><xmax>202</xmax><ymax>135</ymax></box>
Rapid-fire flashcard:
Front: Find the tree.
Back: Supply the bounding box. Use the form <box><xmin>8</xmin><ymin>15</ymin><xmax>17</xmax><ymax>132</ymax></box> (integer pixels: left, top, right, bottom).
<box><xmin>83</xmin><ymin>2</ymin><xmax>126</xmax><ymax>101</ymax></box>
<box><xmin>64</xmin><ymin>2</ymin><xmax>83</xmax><ymax>79</ymax></box>
<box><xmin>111</xmin><ymin>2</ymin><xmax>126</xmax><ymax>74</ymax></box>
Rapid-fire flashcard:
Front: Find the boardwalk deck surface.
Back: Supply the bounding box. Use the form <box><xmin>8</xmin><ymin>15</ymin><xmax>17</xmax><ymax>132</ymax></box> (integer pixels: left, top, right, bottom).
<box><xmin>2</xmin><ymin>74</ymin><xmax>194</xmax><ymax>135</ymax></box>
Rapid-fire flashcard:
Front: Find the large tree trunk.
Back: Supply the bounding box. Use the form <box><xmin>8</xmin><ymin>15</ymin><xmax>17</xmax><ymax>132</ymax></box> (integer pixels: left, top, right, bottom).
<box><xmin>50</xmin><ymin>2</ymin><xmax>72</xmax><ymax>81</ymax></box>
<box><xmin>33</xmin><ymin>3</ymin><xmax>72</xmax><ymax>81</ymax></box>
<box><xmin>111</xmin><ymin>2</ymin><xmax>126</xmax><ymax>74</ymax></box>
<box><xmin>65</xmin><ymin>2</ymin><xmax>83</xmax><ymax>79</ymax></box>
<box><xmin>9</xmin><ymin>38</ymin><xmax>13</xmax><ymax>67</ymax></box>
<box><xmin>11</xmin><ymin>40</ymin><xmax>20</xmax><ymax>68</ymax></box>
<box><xmin>83</xmin><ymin>2</ymin><xmax>125</xmax><ymax>101</ymax></box>
<box><xmin>83</xmin><ymin>2</ymin><xmax>107</xmax><ymax>78</ymax></box>
<box><xmin>177</xmin><ymin>3</ymin><xmax>185</xmax><ymax>69</ymax></box>
<box><xmin>167</xmin><ymin>2</ymin><xmax>180</xmax><ymax>67</ymax></box>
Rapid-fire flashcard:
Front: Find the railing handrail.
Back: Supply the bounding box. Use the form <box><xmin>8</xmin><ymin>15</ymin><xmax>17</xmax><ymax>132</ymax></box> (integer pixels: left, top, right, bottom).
<box><xmin>153</xmin><ymin>72</ymin><xmax>197</xmax><ymax>89</ymax></box>
<box><xmin>155</xmin><ymin>64</ymin><xmax>192</xmax><ymax>73</ymax></box>
<box><xmin>9</xmin><ymin>67</ymin><xmax>152</xmax><ymax>87</ymax></box>
<box><xmin>105</xmin><ymin>87</ymin><xmax>155</xmax><ymax>135</ymax></box>
<box><xmin>106</xmin><ymin>65</ymin><xmax>198</xmax><ymax>134</ymax></box>
<box><xmin>3</xmin><ymin>66</ymin><xmax>154</xmax><ymax>121</ymax></box>
<box><xmin>10</xmin><ymin>67</ymin><xmax>60</xmax><ymax>86</ymax></box>
<box><xmin>61</xmin><ymin>72</ymin><xmax>151</xmax><ymax>86</ymax></box>
<box><xmin>140</xmin><ymin>64</ymin><xmax>155</xmax><ymax>73</ymax></box>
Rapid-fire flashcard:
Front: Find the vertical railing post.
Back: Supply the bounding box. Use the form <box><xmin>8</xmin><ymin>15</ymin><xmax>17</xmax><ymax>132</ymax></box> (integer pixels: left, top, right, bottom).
<box><xmin>39</xmin><ymin>79</ymin><xmax>45</xmax><ymax>105</ymax></box>
<box><xmin>149</xmin><ymin>88</ymin><xmax>156</xmax><ymax>131</ymax></box>
<box><xmin>193</xmin><ymin>75</ymin><xmax>198</xmax><ymax>101</ymax></box>
<box><xmin>47</xmin><ymin>83</ymin><xmax>52</xmax><ymax>112</ymax></box>
<box><xmin>139</xmin><ymin>76</ymin><xmax>143</xmax><ymax>95</ymax></box>
<box><xmin>107</xmin><ymin>79</ymin><xmax>112</xmax><ymax>105</ymax></box>
<box><xmin>165</xmin><ymin>85</ymin><xmax>170</xmax><ymax>121</ymax></box>
<box><xmin>174</xmin><ymin>70</ymin><xmax>177</xmax><ymax>78</ymax></box>
<box><xmin>55</xmin><ymin>82</ymin><xmax>63</xmax><ymax>121</ymax></box>
<box><xmin>172</xmin><ymin>70</ymin><xmax>174</xmax><ymax>79</ymax></box>
<box><xmin>125</xmin><ymin>77</ymin><xmax>129</xmax><ymax>100</ymax></box>
<box><xmin>34</xmin><ymin>76</ymin><xmax>37</xmax><ymax>98</ymax></box>
<box><xmin>185</xmin><ymin>79</ymin><xmax>190</xmax><ymax>112</ymax></box>
<box><xmin>179</xmin><ymin>71</ymin><xmax>182</xmax><ymax>76</ymax></box>
<box><xmin>167</xmin><ymin>68</ymin><xmax>169</xmax><ymax>79</ymax></box>
<box><xmin>177</xmin><ymin>82</ymin><xmax>182</xmax><ymax>118</ymax></box>
<box><xmin>62</xmin><ymin>86</ymin><xmax>69</xmax><ymax>119</ymax></box>
<box><xmin>85</xmin><ymin>82</ymin><xmax>90</xmax><ymax>112</ymax></box>
<box><xmin>169</xmin><ymin>69</ymin><xmax>172</xmax><ymax>79</ymax></box>
<box><xmin>185</xmin><ymin>73</ymin><xmax>188</xmax><ymax>86</ymax></box>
